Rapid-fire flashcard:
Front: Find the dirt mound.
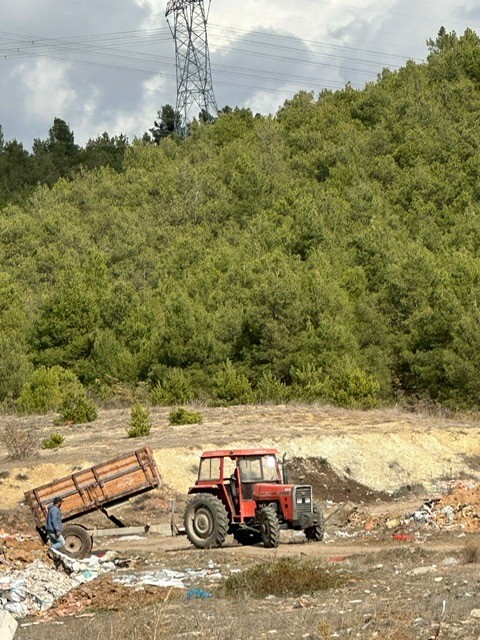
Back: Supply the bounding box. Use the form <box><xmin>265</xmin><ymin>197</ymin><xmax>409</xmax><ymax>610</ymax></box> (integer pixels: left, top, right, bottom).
<box><xmin>0</xmin><ymin>535</ymin><xmax>45</xmax><ymax>568</ymax></box>
<box><xmin>287</xmin><ymin>457</ymin><xmax>394</xmax><ymax>504</ymax></box>
<box><xmin>0</xmin><ymin>508</ymin><xmax>37</xmax><ymax>536</ymax></box>
<box><xmin>46</xmin><ymin>576</ymin><xmax>181</xmax><ymax>618</ymax></box>
<box><xmin>434</xmin><ymin>481</ymin><xmax>480</xmax><ymax>531</ymax></box>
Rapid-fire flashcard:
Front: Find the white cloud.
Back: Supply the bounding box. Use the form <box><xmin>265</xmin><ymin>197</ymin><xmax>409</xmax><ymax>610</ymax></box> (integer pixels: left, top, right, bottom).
<box><xmin>0</xmin><ymin>0</ymin><xmax>478</xmax><ymax>147</ymax></box>
<box><xmin>14</xmin><ymin>59</ymin><xmax>77</xmax><ymax>122</ymax></box>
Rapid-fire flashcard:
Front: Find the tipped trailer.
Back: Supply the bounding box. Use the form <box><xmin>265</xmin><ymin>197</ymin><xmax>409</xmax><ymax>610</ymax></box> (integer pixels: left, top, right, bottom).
<box><xmin>24</xmin><ymin>447</ymin><xmax>161</xmax><ymax>558</ymax></box>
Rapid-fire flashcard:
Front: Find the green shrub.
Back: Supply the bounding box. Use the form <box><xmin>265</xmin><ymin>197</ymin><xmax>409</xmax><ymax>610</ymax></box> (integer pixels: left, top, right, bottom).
<box><xmin>150</xmin><ymin>368</ymin><xmax>194</xmax><ymax>406</ymax></box>
<box><xmin>168</xmin><ymin>407</ymin><xmax>203</xmax><ymax>425</ymax></box>
<box><xmin>127</xmin><ymin>402</ymin><xmax>152</xmax><ymax>437</ymax></box>
<box><xmin>255</xmin><ymin>371</ymin><xmax>291</xmax><ymax>403</ymax></box>
<box><xmin>16</xmin><ymin>366</ymin><xmax>78</xmax><ymax>414</ymax></box>
<box><xmin>211</xmin><ymin>360</ymin><xmax>253</xmax><ymax>406</ymax></box>
<box><xmin>59</xmin><ymin>381</ymin><xmax>98</xmax><ymax>424</ymax></box>
<box><xmin>41</xmin><ymin>433</ymin><xmax>65</xmax><ymax>449</ymax></box>
<box><xmin>290</xmin><ymin>363</ymin><xmax>379</xmax><ymax>408</ymax></box>
<box><xmin>323</xmin><ymin>366</ymin><xmax>380</xmax><ymax>409</ymax></box>
<box><xmin>219</xmin><ymin>558</ymin><xmax>347</xmax><ymax>598</ymax></box>
<box><xmin>290</xmin><ymin>363</ymin><xmax>326</xmax><ymax>402</ymax></box>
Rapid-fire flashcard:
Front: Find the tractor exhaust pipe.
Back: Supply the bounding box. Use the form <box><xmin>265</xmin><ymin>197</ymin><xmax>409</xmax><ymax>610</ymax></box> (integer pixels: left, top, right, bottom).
<box><xmin>281</xmin><ymin>453</ymin><xmax>288</xmax><ymax>484</ymax></box>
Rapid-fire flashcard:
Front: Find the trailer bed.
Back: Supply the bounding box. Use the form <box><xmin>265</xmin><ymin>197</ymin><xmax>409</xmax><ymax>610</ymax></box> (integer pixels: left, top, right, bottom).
<box><xmin>24</xmin><ymin>447</ymin><xmax>161</xmax><ymax>528</ymax></box>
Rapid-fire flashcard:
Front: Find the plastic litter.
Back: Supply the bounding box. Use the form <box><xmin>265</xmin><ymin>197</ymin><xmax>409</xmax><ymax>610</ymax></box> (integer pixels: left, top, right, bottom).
<box><xmin>187</xmin><ymin>588</ymin><xmax>213</xmax><ymax>599</ymax></box>
<box><xmin>0</xmin><ymin>552</ymin><xmax>119</xmax><ymax>618</ymax></box>
<box><xmin>113</xmin><ymin>565</ymin><xmax>225</xmax><ymax>590</ymax></box>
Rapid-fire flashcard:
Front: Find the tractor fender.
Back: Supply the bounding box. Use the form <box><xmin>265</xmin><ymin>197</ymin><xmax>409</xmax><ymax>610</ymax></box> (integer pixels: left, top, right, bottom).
<box><xmin>188</xmin><ymin>485</ymin><xmax>234</xmax><ymax>518</ymax></box>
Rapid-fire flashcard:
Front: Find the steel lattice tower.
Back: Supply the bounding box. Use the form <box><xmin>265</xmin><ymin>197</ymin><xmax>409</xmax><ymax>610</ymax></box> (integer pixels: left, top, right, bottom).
<box><xmin>165</xmin><ymin>0</ymin><xmax>218</xmax><ymax>137</ymax></box>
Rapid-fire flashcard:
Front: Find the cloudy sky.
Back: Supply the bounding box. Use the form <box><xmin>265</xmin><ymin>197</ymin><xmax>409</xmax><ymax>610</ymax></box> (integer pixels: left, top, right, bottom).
<box><xmin>1</xmin><ymin>0</ymin><xmax>479</xmax><ymax>149</ymax></box>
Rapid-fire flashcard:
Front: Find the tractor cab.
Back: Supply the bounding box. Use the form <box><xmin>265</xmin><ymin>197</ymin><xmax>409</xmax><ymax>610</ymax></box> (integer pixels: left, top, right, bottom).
<box><xmin>195</xmin><ymin>448</ymin><xmax>282</xmax><ymax>515</ymax></box>
<box><xmin>184</xmin><ymin>448</ymin><xmax>324</xmax><ymax>549</ymax></box>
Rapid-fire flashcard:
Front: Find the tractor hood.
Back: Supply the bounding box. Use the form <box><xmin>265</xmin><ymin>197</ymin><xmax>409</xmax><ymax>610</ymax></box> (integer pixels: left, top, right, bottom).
<box><xmin>252</xmin><ymin>483</ymin><xmax>295</xmax><ymax>500</ymax></box>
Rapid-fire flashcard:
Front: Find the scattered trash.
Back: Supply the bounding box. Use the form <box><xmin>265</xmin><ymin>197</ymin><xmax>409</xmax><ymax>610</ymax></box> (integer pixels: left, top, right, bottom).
<box><xmin>441</xmin><ymin>557</ymin><xmax>458</xmax><ymax>566</ymax></box>
<box><xmin>187</xmin><ymin>588</ymin><xmax>213</xmax><ymax>599</ymax></box>
<box><xmin>0</xmin><ymin>551</ymin><xmax>120</xmax><ymax>618</ymax></box>
<box><xmin>335</xmin><ymin>531</ymin><xmax>357</xmax><ymax>538</ymax></box>
<box><xmin>327</xmin><ymin>555</ymin><xmax>349</xmax><ymax>563</ymax></box>
<box><xmin>386</xmin><ymin>518</ymin><xmax>402</xmax><ymax>530</ymax></box>
<box><xmin>364</xmin><ymin>516</ymin><xmax>382</xmax><ymax>531</ymax></box>
<box><xmin>0</xmin><ymin>609</ymin><xmax>17</xmax><ymax>640</ymax></box>
<box><xmin>113</xmin><ymin>563</ymin><xmax>225</xmax><ymax>590</ymax></box>
<box><xmin>338</xmin><ymin>480</ymin><xmax>480</xmax><ymax>535</ymax></box>
<box><xmin>408</xmin><ymin>565</ymin><xmax>437</xmax><ymax>576</ymax></box>
<box><xmin>392</xmin><ymin>534</ymin><xmax>414</xmax><ymax>542</ymax></box>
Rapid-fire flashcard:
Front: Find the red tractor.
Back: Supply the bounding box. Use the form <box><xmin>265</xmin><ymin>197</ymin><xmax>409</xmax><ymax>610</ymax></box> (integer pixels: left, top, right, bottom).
<box><xmin>184</xmin><ymin>448</ymin><xmax>324</xmax><ymax>548</ymax></box>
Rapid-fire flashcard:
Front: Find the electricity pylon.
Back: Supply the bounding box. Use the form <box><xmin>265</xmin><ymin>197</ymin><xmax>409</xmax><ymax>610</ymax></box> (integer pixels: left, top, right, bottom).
<box><xmin>165</xmin><ymin>0</ymin><xmax>218</xmax><ymax>137</ymax></box>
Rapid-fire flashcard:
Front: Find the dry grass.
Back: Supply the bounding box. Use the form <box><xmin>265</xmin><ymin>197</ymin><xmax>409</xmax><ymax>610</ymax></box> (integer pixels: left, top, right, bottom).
<box><xmin>17</xmin><ymin>604</ymin><xmax>175</xmax><ymax>640</ymax></box>
<box><xmin>0</xmin><ymin>421</ymin><xmax>37</xmax><ymax>459</ymax></box>
<box><xmin>463</xmin><ymin>537</ymin><xmax>480</xmax><ymax>563</ymax></box>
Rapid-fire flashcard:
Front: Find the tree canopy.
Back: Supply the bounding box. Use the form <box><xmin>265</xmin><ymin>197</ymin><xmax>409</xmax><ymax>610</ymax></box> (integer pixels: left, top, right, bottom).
<box><xmin>2</xmin><ymin>28</ymin><xmax>480</xmax><ymax>410</ymax></box>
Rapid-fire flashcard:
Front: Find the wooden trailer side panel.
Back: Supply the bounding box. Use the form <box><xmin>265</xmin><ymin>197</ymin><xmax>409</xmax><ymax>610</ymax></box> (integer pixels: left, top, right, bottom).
<box><xmin>24</xmin><ymin>447</ymin><xmax>161</xmax><ymax>528</ymax></box>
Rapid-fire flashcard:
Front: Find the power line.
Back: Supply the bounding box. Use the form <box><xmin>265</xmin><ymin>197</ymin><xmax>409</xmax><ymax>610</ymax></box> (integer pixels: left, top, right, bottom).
<box><xmin>208</xmin><ymin>23</ymin><xmax>425</xmax><ymax>64</ymax></box>
<box><xmin>0</xmin><ymin>27</ymin><xmax>398</xmax><ymax>85</ymax></box>
<box><xmin>295</xmin><ymin>0</ymin><xmax>480</xmax><ymax>31</ymax></box>
<box><xmin>0</xmin><ymin>23</ymin><xmax>423</xmax><ymax>69</ymax></box>
<box><xmin>7</xmin><ymin>47</ymin><xmax>364</xmax><ymax>97</ymax></box>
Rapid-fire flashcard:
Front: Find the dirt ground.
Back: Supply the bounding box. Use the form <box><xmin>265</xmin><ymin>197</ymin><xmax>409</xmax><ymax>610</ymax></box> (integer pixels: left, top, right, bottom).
<box><xmin>2</xmin><ymin>404</ymin><xmax>480</xmax><ymax>639</ymax></box>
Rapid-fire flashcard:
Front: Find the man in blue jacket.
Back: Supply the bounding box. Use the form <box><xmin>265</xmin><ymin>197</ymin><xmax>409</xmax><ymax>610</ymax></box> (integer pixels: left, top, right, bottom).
<box><xmin>46</xmin><ymin>496</ymin><xmax>65</xmax><ymax>551</ymax></box>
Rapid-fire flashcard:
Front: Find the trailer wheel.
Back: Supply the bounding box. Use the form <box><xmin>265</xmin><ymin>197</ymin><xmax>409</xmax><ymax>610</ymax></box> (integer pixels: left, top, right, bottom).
<box><xmin>259</xmin><ymin>506</ymin><xmax>280</xmax><ymax>548</ymax></box>
<box><xmin>62</xmin><ymin>524</ymin><xmax>93</xmax><ymax>559</ymax></box>
<box><xmin>184</xmin><ymin>494</ymin><xmax>229</xmax><ymax>549</ymax></box>
<box><xmin>305</xmin><ymin>503</ymin><xmax>325</xmax><ymax>542</ymax></box>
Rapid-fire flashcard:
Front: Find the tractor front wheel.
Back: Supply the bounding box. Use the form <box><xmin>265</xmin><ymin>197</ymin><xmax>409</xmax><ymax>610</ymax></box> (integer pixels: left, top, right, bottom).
<box><xmin>259</xmin><ymin>506</ymin><xmax>280</xmax><ymax>548</ymax></box>
<box><xmin>184</xmin><ymin>494</ymin><xmax>229</xmax><ymax>549</ymax></box>
<box><xmin>305</xmin><ymin>503</ymin><xmax>325</xmax><ymax>542</ymax></box>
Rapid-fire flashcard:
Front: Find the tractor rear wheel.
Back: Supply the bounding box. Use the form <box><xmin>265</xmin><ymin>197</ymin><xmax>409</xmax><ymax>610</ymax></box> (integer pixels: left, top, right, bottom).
<box><xmin>305</xmin><ymin>503</ymin><xmax>325</xmax><ymax>542</ymax></box>
<box><xmin>184</xmin><ymin>494</ymin><xmax>229</xmax><ymax>549</ymax></box>
<box><xmin>233</xmin><ymin>528</ymin><xmax>261</xmax><ymax>546</ymax></box>
<box><xmin>259</xmin><ymin>506</ymin><xmax>280</xmax><ymax>548</ymax></box>
<box><xmin>62</xmin><ymin>524</ymin><xmax>93</xmax><ymax>559</ymax></box>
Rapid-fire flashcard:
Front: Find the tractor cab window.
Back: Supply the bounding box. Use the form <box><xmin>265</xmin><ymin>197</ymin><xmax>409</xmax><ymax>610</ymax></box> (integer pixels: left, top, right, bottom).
<box><xmin>198</xmin><ymin>457</ymin><xmax>221</xmax><ymax>481</ymax></box>
<box><xmin>238</xmin><ymin>455</ymin><xmax>279</xmax><ymax>483</ymax></box>
<box><xmin>223</xmin><ymin>458</ymin><xmax>236</xmax><ymax>479</ymax></box>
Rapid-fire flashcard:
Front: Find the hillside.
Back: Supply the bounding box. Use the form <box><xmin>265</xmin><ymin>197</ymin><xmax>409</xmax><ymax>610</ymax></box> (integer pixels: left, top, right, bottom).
<box><xmin>1</xmin><ymin>29</ymin><xmax>480</xmax><ymax>411</ymax></box>
<box><xmin>2</xmin><ymin>405</ymin><xmax>480</xmax><ymax>513</ymax></box>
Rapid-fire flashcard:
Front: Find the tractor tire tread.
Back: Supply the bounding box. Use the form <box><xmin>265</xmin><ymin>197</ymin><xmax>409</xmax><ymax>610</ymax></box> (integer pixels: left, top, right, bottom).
<box><xmin>259</xmin><ymin>506</ymin><xmax>280</xmax><ymax>548</ymax></box>
<box><xmin>184</xmin><ymin>493</ymin><xmax>229</xmax><ymax>549</ymax></box>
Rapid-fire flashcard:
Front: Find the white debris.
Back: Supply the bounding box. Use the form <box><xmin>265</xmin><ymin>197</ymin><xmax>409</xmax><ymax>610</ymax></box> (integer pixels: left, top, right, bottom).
<box><xmin>0</xmin><ymin>560</ymin><xmax>78</xmax><ymax>617</ymax></box>
<box><xmin>441</xmin><ymin>557</ymin><xmax>458</xmax><ymax>566</ymax></box>
<box><xmin>335</xmin><ymin>531</ymin><xmax>357</xmax><ymax>538</ymax></box>
<box><xmin>0</xmin><ymin>553</ymin><xmax>118</xmax><ymax>618</ymax></box>
<box><xmin>113</xmin><ymin>565</ymin><xmax>226</xmax><ymax>590</ymax></box>
<box><xmin>0</xmin><ymin>609</ymin><xmax>18</xmax><ymax>640</ymax></box>
<box><xmin>408</xmin><ymin>565</ymin><xmax>437</xmax><ymax>576</ymax></box>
